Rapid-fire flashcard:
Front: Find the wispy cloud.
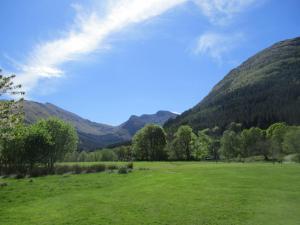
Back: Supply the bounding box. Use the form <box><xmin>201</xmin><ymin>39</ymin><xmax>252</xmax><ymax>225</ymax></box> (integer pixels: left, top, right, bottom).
<box><xmin>12</xmin><ymin>0</ymin><xmax>260</xmax><ymax>94</ymax></box>
<box><xmin>194</xmin><ymin>31</ymin><xmax>244</xmax><ymax>62</ymax></box>
<box><xmin>15</xmin><ymin>0</ymin><xmax>186</xmax><ymax>93</ymax></box>
<box><xmin>194</xmin><ymin>0</ymin><xmax>258</xmax><ymax>25</ymax></box>
<box><xmin>192</xmin><ymin>0</ymin><xmax>260</xmax><ymax>62</ymax></box>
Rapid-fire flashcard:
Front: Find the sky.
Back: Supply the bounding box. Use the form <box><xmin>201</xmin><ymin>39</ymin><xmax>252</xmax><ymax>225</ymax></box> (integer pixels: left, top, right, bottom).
<box><xmin>0</xmin><ymin>0</ymin><xmax>299</xmax><ymax>125</ymax></box>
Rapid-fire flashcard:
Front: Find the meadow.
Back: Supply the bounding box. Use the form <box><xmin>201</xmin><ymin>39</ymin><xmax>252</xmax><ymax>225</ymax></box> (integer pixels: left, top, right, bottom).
<box><xmin>1</xmin><ymin>162</ymin><xmax>300</xmax><ymax>225</ymax></box>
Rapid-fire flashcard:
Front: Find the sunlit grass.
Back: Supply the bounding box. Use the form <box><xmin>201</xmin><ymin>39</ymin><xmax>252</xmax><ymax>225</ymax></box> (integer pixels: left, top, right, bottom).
<box><xmin>1</xmin><ymin>162</ymin><xmax>300</xmax><ymax>225</ymax></box>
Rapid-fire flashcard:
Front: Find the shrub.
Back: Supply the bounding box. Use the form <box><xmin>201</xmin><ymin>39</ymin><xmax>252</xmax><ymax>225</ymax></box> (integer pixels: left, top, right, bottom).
<box><xmin>244</xmin><ymin>155</ymin><xmax>265</xmax><ymax>162</ymax></box>
<box><xmin>29</xmin><ymin>167</ymin><xmax>49</xmax><ymax>177</ymax></box>
<box><xmin>118</xmin><ymin>167</ymin><xmax>128</xmax><ymax>174</ymax></box>
<box><xmin>107</xmin><ymin>164</ymin><xmax>118</xmax><ymax>171</ymax></box>
<box><xmin>293</xmin><ymin>154</ymin><xmax>300</xmax><ymax>163</ymax></box>
<box><xmin>126</xmin><ymin>162</ymin><xmax>133</xmax><ymax>169</ymax></box>
<box><xmin>15</xmin><ymin>173</ymin><xmax>25</xmax><ymax>179</ymax></box>
<box><xmin>72</xmin><ymin>165</ymin><xmax>84</xmax><ymax>174</ymax></box>
<box><xmin>55</xmin><ymin>165</ymin><xmax>71</xmax><ymax>175</ymax></box>
<box><xmin>86</xmin><ymin>166</ymin><xmax>95</xmax><ymax>173</ymax></box>
<box><xmin>90</xmin><ymin>164</ymin><xmax>106</xmax><ymax>172</ymax></box>
<box><xmin>138</xmin><ymin>167</ymin><xmax>150</xmax><ymax>171</ymax></box>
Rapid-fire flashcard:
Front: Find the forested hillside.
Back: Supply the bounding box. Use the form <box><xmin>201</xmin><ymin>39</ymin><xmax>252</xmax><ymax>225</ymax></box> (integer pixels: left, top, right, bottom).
<box><xmin>165</xmin><ymin>37</ymin><xmax>300</xmax><ymax>132</ymax></box>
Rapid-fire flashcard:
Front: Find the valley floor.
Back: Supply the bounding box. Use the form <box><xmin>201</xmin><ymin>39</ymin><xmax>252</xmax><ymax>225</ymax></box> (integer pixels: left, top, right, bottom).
<box><xmin>1</xmin><ymin>162</ymin><xmax>300</xmax><ymax>225</ymax></box>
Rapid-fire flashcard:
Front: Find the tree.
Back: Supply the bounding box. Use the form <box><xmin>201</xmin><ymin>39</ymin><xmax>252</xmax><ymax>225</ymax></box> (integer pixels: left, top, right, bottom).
<box><xmin>282</xmin><ymin>126</ymin><xmax>300</xmax><ymax>155</ymax></box>
<box><xmin>0</xmin><ymin>71</ymin><xmax>24</xmax><ymax>171</ymax></box>
<box><xmin>240</xmin><ymin>127</ymin><xmax>268</xmax><ymax>159</ymax></box>
<box><xmin>0</xmin><ymin>125</ymin><xmax>27</xmax><ymax>174</ymax></box>
<box><xmin>101</xmin><ymin>149</ymin><xmax>117</xmax><ymax>161</ymax></box>
<box><xmin>266</xmin><ymin>122</ymin><xmax>288</xmax><ymax>161</ymax></box>
<box><xmin>132</xmin><ymin>124</ymin><xmax>167</xmax><ymax>161</ymax></box>
<box><xmin>220</xmin><ymin>130</ymin><xmax>241</xmax><ymax>160</ymax></box>
<box><xmin>206</xmin><ymin>126</ymin><xmax>221</xmax><ymax>161</ymax></box>
<box><xmin>115</xmin><ymin>146</ymin><xmax>132</xmax><ymax>161</ymax></box>
<box><xmin>0</xmin><ymin>70</ymin><xmax>24</xmax><ymax>139</ymax></box>
<box><xmin>36</xmin><ymin>118</ymin><xmax>78</xmax><ymax>170</ymax></box>
<box><xmin>171</xmin><ymin>125</ymin><xmax>196</xmax><ymax>160</ymax></box>
<box><xmin>23</xmin><ymin>123</ymin><xmax>53</xmax><ymax>170</ymax></box>
<box><xmin>227</xmin><ymin>122</ymin><xmax>242</xmax><ymax>133</ymax></box>
<box><xmin>78</xmin><ymin>151</ymin><xmax>88</xmax><ymax>162</ymax></box>
<box><xmin>192</xmin><ymin>129</ymin><xmax>211</xmax><ymax>160</ymax></box>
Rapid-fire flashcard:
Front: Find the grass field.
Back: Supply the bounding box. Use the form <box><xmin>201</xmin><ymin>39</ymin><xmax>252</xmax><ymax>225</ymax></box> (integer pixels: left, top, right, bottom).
<box><xmin>1</xmin><ymin>162</ymin><xmax>300</xmax><ymax>225</ymax></box>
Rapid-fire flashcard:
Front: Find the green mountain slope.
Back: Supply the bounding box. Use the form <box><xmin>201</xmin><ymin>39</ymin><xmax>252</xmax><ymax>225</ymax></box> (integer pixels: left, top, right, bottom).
<box><xmin>165</xmin><ymin>37</ymin><xmax>300</xmax><ymax>132</ymax></box>
<box><xmin>24</xmin><ymin>101</ymin><xmax>177</xmax><ymax>150</ymax></box>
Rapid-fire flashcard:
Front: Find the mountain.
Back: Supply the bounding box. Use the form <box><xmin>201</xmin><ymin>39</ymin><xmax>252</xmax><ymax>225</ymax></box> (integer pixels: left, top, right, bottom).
<box><xmin>120</xmin><ymin>111</ymin><xmax>178</xmax><ymax>136</ymax></box>
<box><xmin>165</xmin><ymin>37</ymin><xmax>300</xmax><ymax>132</ymax></box>
<box><xmin>24</xmin><ymin>101</ymin><xmax>177</xmax><ymax>150</ymax></box>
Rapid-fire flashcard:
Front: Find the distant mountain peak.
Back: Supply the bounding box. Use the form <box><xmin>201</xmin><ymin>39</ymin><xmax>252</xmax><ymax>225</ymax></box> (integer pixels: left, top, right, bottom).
<box><xmin>24</xmin><ymin>101</ymin><xmax>177</xmax><ymax>150</ymax></box>
<box><xmin>120</xmin><ymin>110</ymin><xmax>178</xmax><ymax>136</ymax></box>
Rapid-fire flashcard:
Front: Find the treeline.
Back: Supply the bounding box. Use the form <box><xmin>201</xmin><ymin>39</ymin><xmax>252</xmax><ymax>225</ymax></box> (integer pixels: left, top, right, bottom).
<box><xmin>77</xmin><ymin>122</ymin><xmax>300</xmax><ymax>162</ymax></box>
<box><xmin>0</xmin><ymin>72</ymin><xmax>78</xmax><ymax>176</ymax></box>
<box><xmin>0</xmin><ymin>118</ymin><xmax>78</xmax><ymax>175</ymax></box>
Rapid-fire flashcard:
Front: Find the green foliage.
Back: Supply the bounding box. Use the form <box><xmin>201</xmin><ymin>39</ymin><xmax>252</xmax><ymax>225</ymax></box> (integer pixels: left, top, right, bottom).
<box><xmin>100</xmin><ymin>149</ymin><xmax>117</xmax><ymax>161</ymax></box>
<box><xmin>0</xmin><ymin>125</ymin><xmax>27</xmax><ymax>174</ymax></box>
<box><xmin>132</xmin><ymin>124</ymin><xmax>167</xmax><ymax>161</ymax></box>
<box><xmin>0</xmin><ymin>71</ymin><xmax>24</xmax><ymax>172</ymax></box>
<box><xmin>220</xmin><ymin>130</ymin><xmax>241</xmax><ymax>160</ymax></box>
<box><xmin>63</xmin><ymin>147</ymin><xmax>129</xmax><ymax>163</ymax></box>
<box><xmin>170</xmin><ymin>125</ymin><xmax>196</xmax><ymax>160</ymax></box>
<box><xmin>282</xmin><ymin>126</ymin><xmax>300</xmax><ymax>154</ymax></box>
<box><xmin>266</xmin><ymin>122</ymin><xmax>289</xmax><ymax>160</ymax></box>
<box><xmin>227</xmin><ymin>122</ymin><xmax>242</xmax><ymax>133</ymax></box>
<box><xmin>240</xmin><ymin>127</ymin><xmax>269</xmax><ymax>159</ymax></box>
<box><xmin>68</xmin><ymin>123</ymin><xmax>299</xmax><ymax>163</ymax></box>
<box><xmin>0</xmin><ymin>71</ymin><xmax>24</xmax><ymax>140</ymax></box>
<box><xmin>24</xmin><ymin>123</ymin><xmax>53</xmax><ymax>170</ymax></box>
<box><xmin>126</xmin><ymin>162</ymin><xmax>133</xmax><ymax>169</ymax></box>
<box><xmin>35</xmin><ymin>118</ymin><xmax>78</xmax><ymax>170</ymax></box>
<box><xmin>114</xmin><ymin>146</ymin><xmax>132</xmax><ymax>161</ymax></box>
<box><xmin>0</xmin><ymin>117</ymin><xmax>78</xmax><ymax>176</ymax></box>
<box><xmin>191</xmin><ymin>129</ymin><xmax>211</xmax><ymax>160</ymax></box>
<box><xmin>118</xmin><ymin>167</ymin><xmax>128</xmax><ymax>174</ymax></box>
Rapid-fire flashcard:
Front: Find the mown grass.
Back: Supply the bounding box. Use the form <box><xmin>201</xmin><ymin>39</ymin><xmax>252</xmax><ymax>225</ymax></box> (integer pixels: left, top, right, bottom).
<box><xmin>1</xmin><ymin>162</ymin><xmax>300</xmax><ymax>225</ymax></box>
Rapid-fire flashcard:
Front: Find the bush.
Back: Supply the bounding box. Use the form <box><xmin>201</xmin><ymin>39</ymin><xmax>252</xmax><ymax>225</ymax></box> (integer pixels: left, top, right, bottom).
<box><xmin>15</xmin><ymin>173</ymin><xmax>26</xmax><ymax>179</ymax></box>
<box><xmin>72</xmin><ymin>165</ymin><xmax>84</xmax><ymax>174</ymax></box>
<box><xmin>126</xmin><ymin>162</ymin><xmax>133</xmax><ymax>169</ymax></box>
<box><xmin>90</xmin><ymin>164</ymin><xmax>106</xmax><ymax>172</ymax></box>
<box><xmin>244</xmin><ymin>155</ymin><xmax>265</xmax><ymax>162</ymax></box>
<box><xmin>118</xmin><ymin>167</ymin><xmax>128</xmax><ymax>174</ymax></box>
<box><xmin>29</xmin><ymin>167</ymin><xmax>49</xmax><ymax>177</ymax></box>
<box><xmin>107</xmin><ymin>164</ymin><xmax>118</xmax><ymax>171</ymax></box>
<box><xmin>138</xmin><ymin>167</ymin><xmax>150</xmax><ymax>170</ymax></box>
<box><xmin>86</xmin><ymin>166</ymin><xmax>94</xmax><ymax>173</ymax></box>
<box><xmin>291</xmin><ymin>154</ymin><xmax>300</xmax><ymax>163</ymax></box>
<box><xmin>55</xmin><ymin>165</ymin><xmax>71</xmax><ymax>175</ymax></box>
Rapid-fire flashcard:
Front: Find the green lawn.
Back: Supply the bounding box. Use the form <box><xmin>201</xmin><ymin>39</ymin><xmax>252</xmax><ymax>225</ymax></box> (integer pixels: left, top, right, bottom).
<box><xmin>1</xmin><ymin>162</ymin><xmax>300</xmax><ymax>225</ymax></box>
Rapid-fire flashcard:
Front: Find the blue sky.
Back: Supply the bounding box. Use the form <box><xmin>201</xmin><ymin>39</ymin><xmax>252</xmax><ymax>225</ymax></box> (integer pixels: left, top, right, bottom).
<box><xmin>1</xmin><ymin>0</ymin><xmax>299</xmax><ymax>125</ymax></box>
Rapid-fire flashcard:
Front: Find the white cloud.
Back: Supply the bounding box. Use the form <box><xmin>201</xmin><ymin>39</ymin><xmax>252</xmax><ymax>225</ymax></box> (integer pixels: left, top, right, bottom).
<box><xmin>15</xmin><ymin>0</ymin><xmax>187</xmax><ymax>93</ymax></box>
<box><xmin>194</xmin><ymin>31</ymin><xmax>244</xmax><ymax>62</ymax></box>
<box><xmin>13</xmin><ymin>0</ymin><xmax>260</xmax><ymax>93</ymax></box>
<box><xmin>194</xmin><ymin>0</ymin><xmax>258</xmax><ymax>25</ymax></box>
